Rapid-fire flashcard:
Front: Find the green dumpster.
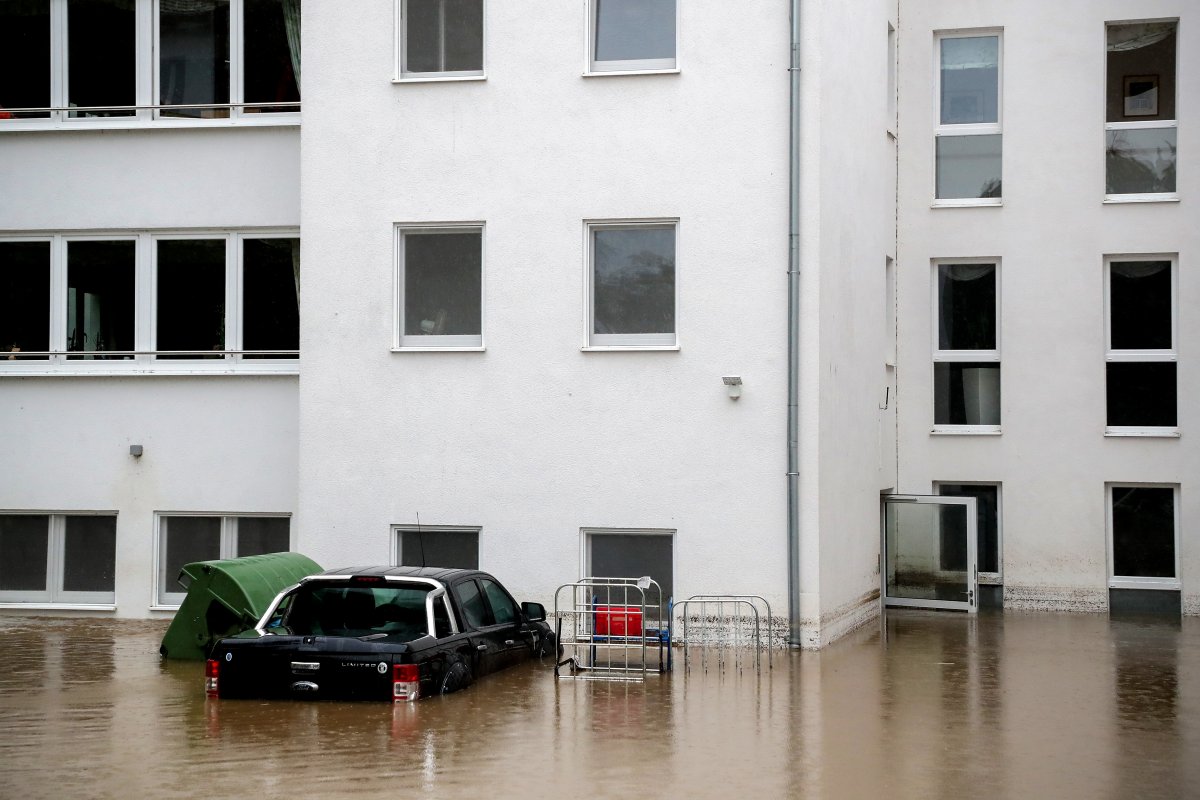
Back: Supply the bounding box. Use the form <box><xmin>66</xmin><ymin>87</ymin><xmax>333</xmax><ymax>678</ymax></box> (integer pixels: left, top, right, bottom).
<box><xmin>159</xmin><ymin>552</ymin><xmax>322</xmax><ymax>660</ymax></box>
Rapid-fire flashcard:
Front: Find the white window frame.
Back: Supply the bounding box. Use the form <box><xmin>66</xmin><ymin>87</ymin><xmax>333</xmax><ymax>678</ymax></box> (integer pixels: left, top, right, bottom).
<box><xmin>932</xmin><ymin>29</ymin><xmax>1003</xmax><ymax>207</ymax></box>
<box><xmin>154</xmin><ymin>512</ymin><xmax>292</xmax><ymax>608</ymax></box>
<box><xmin>0</xmin><ymin>511</ymin><xmax>118</xmax><ymax>608</ymax></box>
<box><xmin>934</xmin><ymin>481</ymin><xmax>1002</xmax><ymax>584</ymax></box>
<box><xmin>393</xmin><ymin>0</ymin><xmax>487</xmax><ymax>82</ymax></box>
<box><xmin>1103</xmin><ymin>19</ymin><xmax>1179</xmax><ymax>204</ymax></box>
<box><xmin>391</xmin><ymin>524</ymin><xmax>481</xmax><ymax>568</ymax></box>
<box><xmin>931</xmin><ymin>258</ymin><xmax>1001</xmax><ymax>434</ymax></box>
<box><xmin>1104</xmin><ymin>253</ymin><xmax>1178</xmax><ymax>437</ymax></box>
<box><xmin>584</xmin><ymin>0</ymin><xmax>680</xmax><ymax>76</ymax></box>
<box><xmin>0</xmin><ymin>229</ymin><xmax>300</xmax><ymax>376</ymax></box>
<box><xmin>584</xmin><ymin>218</ymin><xmax>679</xmax><ymax>350</ymax></box>
<box><xmin>393</xmin><ymin>222</ymin><xmax>486</xmax><ymax>351</ymax></box>
<box><xmin>1106</xmin><ymin>483</ymin><xmax>1181</xmax><ymax>591</ymax></box>
<box><xmin>0</xmin><ymin>0</ymin><xmax>299</xmax><ymax>133</ymax></box>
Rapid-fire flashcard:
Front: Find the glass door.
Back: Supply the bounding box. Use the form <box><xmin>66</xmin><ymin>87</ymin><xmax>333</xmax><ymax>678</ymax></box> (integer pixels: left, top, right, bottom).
<box><xmin>882</xmin><ymin>495</ymin><xmax>977</xmax><ymax>612</ymax></box>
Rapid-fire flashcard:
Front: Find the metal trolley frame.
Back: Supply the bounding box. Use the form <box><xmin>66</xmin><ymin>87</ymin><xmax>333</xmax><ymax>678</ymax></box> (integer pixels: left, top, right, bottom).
<box><xmin>553</xmin><ymin>576</ymin><xmax>672</xmax><ymax>681</ymax></box>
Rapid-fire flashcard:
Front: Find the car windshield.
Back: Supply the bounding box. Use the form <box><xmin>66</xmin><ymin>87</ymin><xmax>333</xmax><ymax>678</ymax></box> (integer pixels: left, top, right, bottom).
<box><xmin>274</xmin><ymin>583</ymin><xmax>432</xmax><ymax>640</ymax></box>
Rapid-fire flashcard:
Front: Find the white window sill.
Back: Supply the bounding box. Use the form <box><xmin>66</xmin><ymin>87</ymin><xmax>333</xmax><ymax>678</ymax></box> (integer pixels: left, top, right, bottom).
<box><xmin>0</xmin><ymin>116</ymin><xmax>300</xmax><ymax>134</ymax></box>
<box><xmin>1104</xmin><ymin>427</ymin><xmax>1180</xmax><ymax>438</ymax></box>
<box><xmin>583</xmin><ymin>68</ymin><xmax>681</xmax><ymax>78</ymax></box>
<box><xmin>931</xmin><ymin>426</ymin><xmax>1001</xmax><ymax>435</ymax></box>
<box><xmin>0</xmin><ymin>363</ymin><xmax>299</xmax><ymax>377</ymax></box>
<box><xmin>391</xmin><ymin>346</ymin><xmax>486</xmax><ymax>353</ymax></box>
<box><xmin>1103</xmin><ymin>194</ymin><xmax>1180</xmax><ymax>204</ymax></box>
<box><xmin>978</xmin><ymin>574</ymin><xmax>1003</xmax><ymax>586</ymax></box>
<box><xmin>150</xmin><ymin>605</ymin><xmax>182</xmax><ymax>612</ymax></box>
<box><xmin>0</xmin><ymin>603</ymin><xmax>116</xmax><ymax>611</ymax></box>
<box><xmin>931</xmin><ymin>198</ymin><xmax>1003</xmax><ymax>208</ymax></box>
<box><xmin>581</xmin><ymin>345</ymin><xmax>681</xmax><ymax>352</ymax></box>
<box><xmin>392</xmin><ymin>75</ymin><xmax>486</xmax><ymax>84</ymax></box>
<box><xmin>1109</xmin><ymin>578</ymin><xmax>1180</xmax><ymax>591</ymax></box>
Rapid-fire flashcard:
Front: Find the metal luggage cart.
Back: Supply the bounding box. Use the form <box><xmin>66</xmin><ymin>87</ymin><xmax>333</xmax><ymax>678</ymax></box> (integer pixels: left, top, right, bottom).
<box><xmin>553</xmin><ymin>576</ymin><xmax>672</xmax><ymax>681</ymax></box>
<box><xmin>674</xmin><ymin>594</ymin><xmax>773</xmax><ymax>672</ymax></box>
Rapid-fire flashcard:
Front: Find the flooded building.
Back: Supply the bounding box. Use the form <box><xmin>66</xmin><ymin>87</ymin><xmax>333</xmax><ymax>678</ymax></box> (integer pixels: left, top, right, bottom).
<box><xmin>1</xmin><ymin>0</ymin><xmax>1196</xmax><ymax>643</ymax></box>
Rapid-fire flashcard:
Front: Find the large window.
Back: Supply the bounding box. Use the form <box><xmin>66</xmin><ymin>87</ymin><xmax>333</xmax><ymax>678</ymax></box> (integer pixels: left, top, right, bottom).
<box><xmin>393</xmin><ymin>525</ymin><xmax>480</xmax><ymax>569</ymax></box>
<box><xmin>394</xmin><ymin>225</ymin><xmax>483</xmax><ymax>349</ymax></box>
<box><xmin>0</xmin><ymin>514</ymin><xmax>116</xmax><ymax>605</ymax></box>
<box><xmin>0</xmin><ymin>232</ymin><xmax>298</xmax><ymax>372</ymax></box>
<box><xmin>585</xmin><ymin>528</ymin><xmax>674</xmax><ymax>602</ymax></box>
<box><xmin>934</xmin><ymin>31</ymin><xmax>1002</xmax><ymax>203</ymax></box>
<box><xmin>396</xmin><ymin>0</ymin><xmax>484</xmax><ymax>80</ymax></box>
<box><xmin>933</xmin><ymin>261</ymin><xmax>1000</xmax><ymax>430</ymax></box>
<box><xmin>0</xmin><ymin>0</ymin><xmax>299</xmax><ymax>127</ymax></box>
<box><xmin>1108</xmin><ymin>485</ymin><xmax>1179</xmax><ymax>590</ymax></box>
<box><xmin>157</xmin><ymin>513</ymin><xmax>290</xmax><ymax>605</ymax></box>
<box><xmin>586</xmin><ymin>220</ymin><xmax>677</xmax><ymax>348</ymax></box>
<box><xmin>1105</xmin><ymin>21</ymin><xmax>1177</xmax><ymax>199</ymax></box>
<box><xmin>588</xmin><ymin>0</ymin><xmax>677</xmax><ymax>74</ymax></box>
<box><xmin>1106</xmin><ymin>256</ymin><xmax>1176</xmax><ymax>433</ymax></box>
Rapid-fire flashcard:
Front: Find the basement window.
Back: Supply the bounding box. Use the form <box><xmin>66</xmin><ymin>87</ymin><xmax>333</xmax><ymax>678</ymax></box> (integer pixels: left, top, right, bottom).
<box><xmin>157</xmin><ymin>514</ymin><xmax>290</xmax><ymax>606</ymax></box>
<box><xmin>1108</xmin><ymin>485</ymin><xmax>1178</xmax><ymax>589</ymax></box>
<box><xmin>0</xmin><ymin>514</ymin><xmax>117</xmax><ymax>605</ymax></box>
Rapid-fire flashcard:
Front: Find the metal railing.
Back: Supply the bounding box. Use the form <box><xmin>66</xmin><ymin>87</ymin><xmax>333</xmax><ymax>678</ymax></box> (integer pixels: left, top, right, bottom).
<box><xmin>553</xmin><ymin>577</ymin><xmax>671</xmax><ymax>682</ymax></box>
<box><xmin>674</xmin><ymin>594</ymin><xmax>773</xmax><ymax>673</ymax></box>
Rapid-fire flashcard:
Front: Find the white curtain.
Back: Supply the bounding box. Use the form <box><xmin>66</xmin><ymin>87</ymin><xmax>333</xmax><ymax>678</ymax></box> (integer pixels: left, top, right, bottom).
<box><xmin>943</xmin><ymin>264</ymin><xmax>994</xmax><ymax>282</ymax></box>
<box><xmin>1107</xmin><ymin>23</ymin><xmax>1174</xmax><ymax>52</ymax></box>
<box><xmin>283</xmin><ymin>0</ymin><xmax>301</xmax><ymax>91</ymax></box>
<box><xmin>1112</xmin><ymin>261</ymin><xmax>1168</xmax><ymax>279</ymax></box>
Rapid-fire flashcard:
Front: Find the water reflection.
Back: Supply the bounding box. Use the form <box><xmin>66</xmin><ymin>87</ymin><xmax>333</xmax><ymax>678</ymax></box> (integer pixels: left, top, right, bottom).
<box><xmin>0</xmin><ymin>614</ymin><xmax>1197</xmax><ymax>798</ymax></box>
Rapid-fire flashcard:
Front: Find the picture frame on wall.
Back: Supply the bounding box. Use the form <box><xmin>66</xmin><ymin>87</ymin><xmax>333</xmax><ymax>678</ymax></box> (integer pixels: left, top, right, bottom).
<box><xmin>1123</xmin><ymin>75</ymin><xmax>1159</xmax><ymax>117</ymax></box>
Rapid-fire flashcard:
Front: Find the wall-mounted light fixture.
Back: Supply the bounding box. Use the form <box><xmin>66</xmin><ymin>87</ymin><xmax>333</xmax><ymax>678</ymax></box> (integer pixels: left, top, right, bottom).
<box><xmin>722</xmin><ymin>376</ymin><xmax>743</xmax><ymax>400</ymax></box>
<box><xmin>130</xmin><ymin>444</ymin><xmax>144</xmax><ymax>458</ymax></box>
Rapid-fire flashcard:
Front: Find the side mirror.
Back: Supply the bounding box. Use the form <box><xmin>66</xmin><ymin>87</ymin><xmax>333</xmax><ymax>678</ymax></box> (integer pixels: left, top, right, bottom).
<box><xmin>521</xmin><ymin>602</ymin><xmax>547</xmax><ymax>622</ymax></box>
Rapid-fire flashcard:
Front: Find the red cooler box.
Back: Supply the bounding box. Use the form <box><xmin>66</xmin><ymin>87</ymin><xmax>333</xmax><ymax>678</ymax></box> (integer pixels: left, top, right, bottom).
<box><xmin>594</xmin><ymin>605</ymin><xmax>643</xmax><ymax>637</ymax></box>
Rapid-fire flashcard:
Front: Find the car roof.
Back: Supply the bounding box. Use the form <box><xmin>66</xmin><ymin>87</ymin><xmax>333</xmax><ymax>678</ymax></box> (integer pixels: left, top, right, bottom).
<box><xmin>315</xmin><ymin>565</ymin><xmax>489</xmax><ymax>583</ymax></box>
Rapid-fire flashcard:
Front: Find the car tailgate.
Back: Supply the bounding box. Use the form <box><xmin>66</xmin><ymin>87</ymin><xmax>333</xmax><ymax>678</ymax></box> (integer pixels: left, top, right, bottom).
<box><xmin>213</xmin><ymin>636</ymin><xmax>405</xmax><ymax>701</ymax></box>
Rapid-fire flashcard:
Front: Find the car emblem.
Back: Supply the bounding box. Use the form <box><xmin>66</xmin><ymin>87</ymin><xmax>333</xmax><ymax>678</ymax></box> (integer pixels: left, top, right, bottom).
<box><xmin>225</xmin><ymin>652</ymin><xmax>232</xmax><ymax>662</ymax></box>
<box><xmin>377</xmin><ymin>662</ymin><xmax>387</xmax><ymax>674</ymax></box>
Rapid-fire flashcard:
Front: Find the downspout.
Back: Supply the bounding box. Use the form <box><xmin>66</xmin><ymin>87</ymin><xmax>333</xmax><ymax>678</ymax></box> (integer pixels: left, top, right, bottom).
<box><xmin>786</xmin><ymin>0</ymin><xmax>803</xmax><ymax>646</ymax></box>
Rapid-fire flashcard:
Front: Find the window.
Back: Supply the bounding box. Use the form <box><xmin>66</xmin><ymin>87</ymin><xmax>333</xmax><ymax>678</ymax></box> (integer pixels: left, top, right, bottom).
<box><xmin>588</xmin><ymin>0</ymin><xmax>677</xmax><ymax>74</ymax></box>
<box><xmin>936</xmin><ymin>483</ymin><xmax>1001</xmax><ymax>580</ymax></box>
<box><xmin>0</xmin><ymin>232</ymin><xmax>299</xmax><ymax>372</ymax></box>
<box><xmin>1108</xmin><ymin>485</ymin><xmax>1179</xmax><ymax>589</ymax></box>
<box><xmin>1106</xmin><ymin>256</ymin><xmax>1176</xmax><ymax>433</ymax></box>
<box><xmin>934</xmin><ymin>31</ymin><xmax>1002</xmax><ymax>203</ymax></box>
<box><xmin>479</xmin><ymin>578</ymin><xmax>516</xmax><ymax>625</ymax></box>
<box><xmin>933</xmin><ymin>261</ymin><xmax>1000</xmax><ymax>430</ymax></box>
<box><xmin>0</xmin><ymin>514</ymin><xmax>116</xmax><ymax>605</ymax></box>
<box><xmin>1105</xmin><ymin>21</ymin><xmax>1177</xmax><ymax>199</ymax></box>
<box><xmin>396</xmin><ymin>0</ymin><xmax>484</xmax><ymax>80</ymax></box>
<box><xmin>586</xmin><ymin>220</ymin><xmax>677</xmax><ymax>348</ymax></box>
<box><xmin>0</xmin><ymin>0</ymin><xmax>299</xmax><ymax>128</ymax></box>
<box><xmin>394</xmin><ymin>225</ymin><xmax>483</xmax><ymax>349</ymax></box>
<box><xmin>157</xmin><ymin>513</ymin><xmax>290</xmax><ymax>605</ymax></box>
<box><xmin>393</xmin><ymin>525</ymin><xmax>479</xmax><ymax>569</ymax></box>
<box><xmin>584</xmin><ymin>528</ymin><xmax>674</xmax><ymax>602</ymax></box>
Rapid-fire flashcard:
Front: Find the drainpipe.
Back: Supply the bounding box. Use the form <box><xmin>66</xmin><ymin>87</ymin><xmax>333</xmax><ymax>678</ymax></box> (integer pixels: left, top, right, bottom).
<box><xmin>786</xmin><ymin>0</ymin><xmax>803</xmax><ymax>647</ymax></box>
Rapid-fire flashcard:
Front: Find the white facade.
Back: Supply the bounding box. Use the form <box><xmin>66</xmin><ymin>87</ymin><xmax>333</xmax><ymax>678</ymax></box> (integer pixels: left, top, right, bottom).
<box><xmin>1</xmin><ymin>0</ymin><xmax>1194</xmax><ymax>641</ymax></box>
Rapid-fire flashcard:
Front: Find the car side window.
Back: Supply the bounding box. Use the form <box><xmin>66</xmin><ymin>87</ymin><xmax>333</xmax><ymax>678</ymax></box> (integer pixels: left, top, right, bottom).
<box><xmin>480</xmin><ymin>579</ymin><xmax>518</xmax><ymax>626</ymax></box>
<box><xmin>453</xmin><ymin>579</ymin><xmax>492</xmax><ymax>629</ymax></box>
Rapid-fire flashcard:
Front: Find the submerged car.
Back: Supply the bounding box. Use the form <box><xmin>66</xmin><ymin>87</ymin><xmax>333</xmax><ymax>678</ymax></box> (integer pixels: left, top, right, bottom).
<box><xmin>205</xmin><ymin>566</ymin><xmax>554</xmax><ymax>702</ymax></box>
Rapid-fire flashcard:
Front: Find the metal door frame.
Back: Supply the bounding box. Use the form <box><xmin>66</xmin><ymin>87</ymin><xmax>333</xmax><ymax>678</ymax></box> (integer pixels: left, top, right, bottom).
<box><xmin>882</xmin><ymin>494</ymin><xmax>978</xmax><ymax>613</ymax></box>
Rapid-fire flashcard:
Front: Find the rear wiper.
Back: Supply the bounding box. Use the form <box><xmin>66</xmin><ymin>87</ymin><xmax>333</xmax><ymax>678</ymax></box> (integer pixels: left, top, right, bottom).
<box><xmin>358</xmin><ymin>633</ymin><xmax>388</xmax><ymax>641</ymax></box>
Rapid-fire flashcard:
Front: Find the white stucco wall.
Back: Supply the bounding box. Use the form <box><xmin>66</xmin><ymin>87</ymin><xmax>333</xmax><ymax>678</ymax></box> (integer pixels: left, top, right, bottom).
<box><xmin>896</xmin><ymin>1</ymin><xmax>1199</xmax><ymax>612</ymax></box>
<box><xmin>792</xmin><ymin>0</ymin><xmax>898</xmax><ymax>645</ymax></box>
<box><xmin>0</xmin><ymin>127</ymin><xmax>300</xmax><ymax>618</ymax></box>
<box><xmin>298</xmin><ymin>2</ymin><xmax>796</xmax><ymax>620</ymax></box>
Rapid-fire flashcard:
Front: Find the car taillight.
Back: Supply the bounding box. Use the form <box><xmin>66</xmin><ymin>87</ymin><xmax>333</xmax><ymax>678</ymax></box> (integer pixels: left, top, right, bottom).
<box><xmin>205</xmin><ymin>658</ymin><xmax>220</xmax><ymax>698</ymax></box>
<box><xmin>393</xmin><ymin>663</ymin><xmax>420</xmax><ymax>702</ymax></box>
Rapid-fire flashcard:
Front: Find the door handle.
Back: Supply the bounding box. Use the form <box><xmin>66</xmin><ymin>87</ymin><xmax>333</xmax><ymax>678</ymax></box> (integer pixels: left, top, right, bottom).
<box><xmin>476</xmin><ymin>644</ymin><xmax>488</xmax><ymax>651</ymax></box>
<box><xmin>504</xmin><ymin>640</ymin><xmax>515</xmax><ymax>646</ymax></box>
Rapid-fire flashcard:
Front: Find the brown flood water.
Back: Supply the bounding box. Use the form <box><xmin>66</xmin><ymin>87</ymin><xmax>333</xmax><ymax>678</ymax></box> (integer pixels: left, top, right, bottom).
<box><xmin>1</xmin><ymin>611</ymin><xmax>1197</xmax><ymax>799</ymax></box>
